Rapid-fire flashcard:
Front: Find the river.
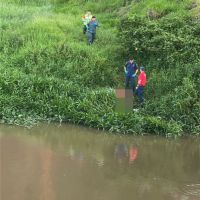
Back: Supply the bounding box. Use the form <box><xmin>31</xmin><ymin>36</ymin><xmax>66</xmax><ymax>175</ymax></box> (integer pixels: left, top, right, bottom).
<box><xmin>0</xmin><ymin>123</ymin><xmax>199</xmax><ymax>200</ymax></box>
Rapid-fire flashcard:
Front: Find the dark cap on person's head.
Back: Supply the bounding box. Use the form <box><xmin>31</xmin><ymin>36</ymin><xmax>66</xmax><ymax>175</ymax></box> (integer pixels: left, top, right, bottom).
<box><xmin>92</xmin><ymin>16</ymin><xmax>96</xmax><ymax>18</ymax></box>
<box><xmin>140</xmin><ymin>66</ymin><xmax>145</xmax><ymax>71</ymax></box>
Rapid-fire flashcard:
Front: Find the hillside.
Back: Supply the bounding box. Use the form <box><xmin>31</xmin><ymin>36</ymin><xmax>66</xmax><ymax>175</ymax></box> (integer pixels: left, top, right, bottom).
<box><xmin>0</xmin><ymin>0</ymin><xmax>199</xmax><ymax>136</ymax></box>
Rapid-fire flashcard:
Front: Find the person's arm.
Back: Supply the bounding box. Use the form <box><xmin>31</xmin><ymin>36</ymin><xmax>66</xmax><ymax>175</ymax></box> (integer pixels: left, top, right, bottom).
<box><xmin>124</xmin><ymin>66</ymin><xmax>127</xmax><ymax>73</ymax></box>
<box><xmin>133</xmin><ymin>69</ymin><xmax>138</xmax><ymax>77</ymax></box>
<box><xmin>124</xmin><ymin>62</ymin><xmax>128</xmax><ymax>74</ymax></box>
<box><xmin>136</xmin><ymin>74</ymin><xmax>141</xmax><ymax>89</ymax></box>
<box><xmin>82</xmin><ymin>15</ymin><xmax>86</xmax><ymax>23</ymax></box>
<box><xmin>135</xmin><ymin>64</ymin><xmax>138</xmax><ymax>75</ymax></box>
<box><xmin>86</xmin><ymin>22</ymin><xmax>89</xmax><ymax>31</ymax></box>
<box><xmin>95</xmin><ymin>21</ymin><xmax>99</xmax><ymax>27</ymax></box>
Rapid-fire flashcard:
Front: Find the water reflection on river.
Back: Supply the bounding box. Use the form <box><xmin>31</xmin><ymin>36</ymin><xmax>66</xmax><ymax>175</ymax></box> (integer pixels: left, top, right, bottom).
<box><xmin>0</xmin><ymin>124</ymin><xmax>199</xmax><ymax>200</ymax></box>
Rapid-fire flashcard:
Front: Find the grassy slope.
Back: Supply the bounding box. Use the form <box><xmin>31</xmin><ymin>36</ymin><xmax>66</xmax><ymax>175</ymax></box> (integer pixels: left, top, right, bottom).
<box><xmin>0</xmin><ymin>0</ymin><xmax>123</xmax><ymax>86</ymax></box>
<box><xmin>0</xmin><ymin>0</ymin><xmax>125</xmax><ymax>126</ymax></box>
<box><xmin>120</xmin><ymin>0</ymin><xmax>200</xmax><ymax>135</ymax></box>
<box><xmin>0</xmin><ymin>0</ymin><xmax>199</xmax><ymax>135</ymax></box>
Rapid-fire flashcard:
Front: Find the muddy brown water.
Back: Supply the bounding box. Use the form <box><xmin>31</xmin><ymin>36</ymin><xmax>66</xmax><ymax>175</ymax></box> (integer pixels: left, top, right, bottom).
<box><xmin>0</xmin><ymin>123</ymin><xmax>200</xmax><ymax>200</ymax></box>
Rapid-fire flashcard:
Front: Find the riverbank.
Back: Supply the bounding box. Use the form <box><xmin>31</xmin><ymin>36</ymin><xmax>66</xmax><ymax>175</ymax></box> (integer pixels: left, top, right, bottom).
<box><xmin>0</xmin><ymin>0</ymin><xmax>199</xmax><ymax>136</ymax></box>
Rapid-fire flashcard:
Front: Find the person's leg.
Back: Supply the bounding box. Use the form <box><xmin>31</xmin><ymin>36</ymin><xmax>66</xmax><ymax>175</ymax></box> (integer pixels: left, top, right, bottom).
<box><xmin>130</xmin><ymin>76</ymin><xmax>136</xmax><ymax>93</ymax></box>
<box><xmin>91</xmin><ymin>33</ymin><xmax>94</xmax><ymax>43</ymax></box>
<box><xmin>83</xmin><ymin>25</ymin><xmax>87</xmax><ymax>34</ymax></box>
<box><xmin>87</xmin><ymin>32</ymin><xmax>92</xmax><ymax>44</ymax></box>
<box><xmin>125</xmin><ymin>76</ymin><xmax>130</xmax><ymax>89</ymax></box>
<box><xmin>137</xmin><ymin>86</ymin><xmax>144</xmax><ymax>104</ymax></box>
<box><xmin>135</xmin><ymin>87</ymin><xmax>138</xmax><ymax>97</ymax></box>
<box><xmin>92</xmin><ymin>33</ymin><xmax>96</xmax><ymax>42</ymax></box>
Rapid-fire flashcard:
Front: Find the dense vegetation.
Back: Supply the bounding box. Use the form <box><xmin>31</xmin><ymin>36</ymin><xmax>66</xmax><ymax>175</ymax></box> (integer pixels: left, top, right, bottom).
<box><xmin>0</xmin><ymin>0</ymin><xmax>199</xmax><ymax>136</ymax></box>
<box><xmin>119</xmin><ymin>0</ymin><xmax>200</xmax><ymax>135</ymax></box>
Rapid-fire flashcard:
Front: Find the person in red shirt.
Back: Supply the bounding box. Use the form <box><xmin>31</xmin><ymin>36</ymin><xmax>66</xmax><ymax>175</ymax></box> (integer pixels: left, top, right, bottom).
<box><xmin>135</xmin><ymin>66</ymin><xmax>146</xmax><ymax>104</ymax></box>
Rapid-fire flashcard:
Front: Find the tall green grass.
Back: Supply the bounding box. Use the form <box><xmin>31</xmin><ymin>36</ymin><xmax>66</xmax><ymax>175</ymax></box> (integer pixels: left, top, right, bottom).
<box><xmin>0</xmin><ymin>0</ymin><xmax>123</xmax><ymax>128</ymax></box>
<box><xmin>0</xmin><ymin>0</ymin><xmax>122</xmax><ymax>87</ymax></box>
<box><xmin>0</xmin><ymin>0</ymin><xmax>199</xmax><ymax>136</ymax></box>
<box><xmin>129</xmin><ymin>0</ymin><xmax>194</xmax><ymax>17</ymax></box>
